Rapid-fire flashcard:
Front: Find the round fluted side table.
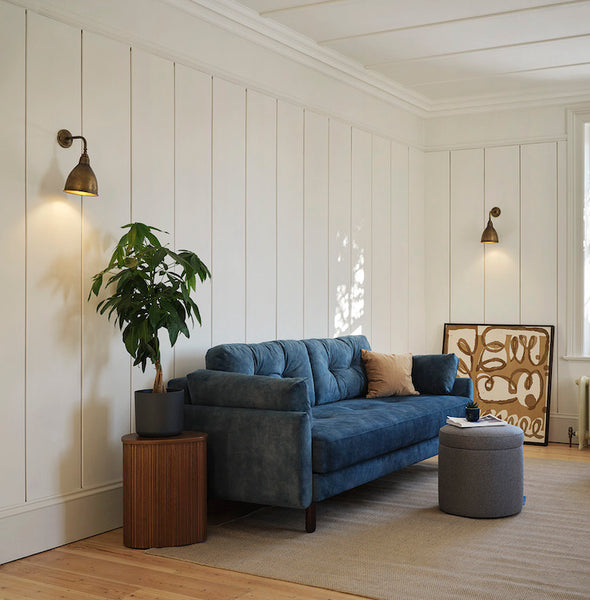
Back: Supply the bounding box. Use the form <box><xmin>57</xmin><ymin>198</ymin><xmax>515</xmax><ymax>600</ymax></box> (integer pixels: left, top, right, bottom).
<box><xmin>122</xmin><ymin>431</ymin><xmax>207</xmax><ymax>548</ymax></box>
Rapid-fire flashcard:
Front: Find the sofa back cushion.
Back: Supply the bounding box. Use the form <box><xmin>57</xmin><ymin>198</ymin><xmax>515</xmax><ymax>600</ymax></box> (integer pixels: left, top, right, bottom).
<box><xmin>303</xmin><ymin>335</ymin><xmax>371</xmax><ymax>405</ymax></box>
<box><xmin>412</xmin><ymin>353</ymin><xmax>459</xmax><ymax>395</ymax></box>
<box><xmin>206</xmin><ymin>339</ymin><xmax>315</xmax><ymax>405</ymax></box>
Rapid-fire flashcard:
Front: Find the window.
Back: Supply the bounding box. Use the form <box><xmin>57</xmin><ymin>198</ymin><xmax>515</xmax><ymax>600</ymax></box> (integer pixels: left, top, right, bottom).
<box><xmin>567</xmin><ymin>107</ymin><xmax>590</xmax><ymax>356</ymax></box>
<box><xmin>584</xmin><ymin>123</ymin><xmax>590</xmax><ymax>355</ymax></box>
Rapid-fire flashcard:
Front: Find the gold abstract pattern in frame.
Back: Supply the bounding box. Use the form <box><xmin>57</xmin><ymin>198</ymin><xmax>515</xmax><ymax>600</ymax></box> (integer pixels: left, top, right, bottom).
<box><xmin>443</xmin><ymin>324</ymin><xmax>555</xmax><ymax>445</ymax></box>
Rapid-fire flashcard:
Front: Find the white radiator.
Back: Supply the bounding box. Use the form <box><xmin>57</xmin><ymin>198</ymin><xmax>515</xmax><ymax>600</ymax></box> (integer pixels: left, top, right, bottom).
<box><xmin>576</xmin><ymin>377</ymin><xmax>590</xmax><ymax>449</ymax></box>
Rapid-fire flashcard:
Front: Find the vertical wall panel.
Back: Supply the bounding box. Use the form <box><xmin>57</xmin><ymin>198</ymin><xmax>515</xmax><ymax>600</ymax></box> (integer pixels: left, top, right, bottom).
<box><xmin>131</xmin><ymin>49</ymin><xmax>175</xmax><ymax>394</ymax></box>
<box><xmin>81</xmin><ymin>32</ymin><xmax>131</xmax><ymax>487</ymax></box>
<box><xmin>425</xmin><ymin>151</ymin><xmax>450</xmax><ymax>353</ymax></box>
<box><xmin>409</xmin><ymin>147</ymin><xmax>426</xmax><ymax>352</ymax></box>
<box><xmin>246</xmin><ymin>90</ymin><xmax>277</xmax><ymax>343</ymax></box>
<box><xmin>212</xmin><ymin>78</ymin><xmax>246</xmax><ymax>345</ymax></box>
<box><xmin>27</xmin><ymin>13</ymin><xmax>82</xmax><ymax>499</ymax></box>
<box><xmin>555</xmin><ymin>140</ymin><xmax>566</xmax><ymax>414</ymax></box>
<box><xmin>371</xmin><ymin>136</ymin><xmax>391</xmax><ymax>352</ymax></box>
<box><xmin>0</xmin><ymin>2</ymin><xmax>25</xmax><ymax>508</ymax></box>
<box><xmin>304</xmin><ymin>111</ymin><xmax>329</xmax><ymax>338</ymax></box>
<box><xmin>521</xmin><ymin>142</ymin><xmax>557</xmax><ymax>324</ymax></box>
<box><xmin>351</xmin><ymin>128</ymin><xmax>372</xmax><ymax>337</ymax></box>
<box><xmin>131</xmin><ymin>49</ymin><xmax>175</xmax><ymax>227</ymax></box>
<box><xmin>484</xmin><ymin>146</ymin><xmax>520</xmax><ymax>324</ymax></box>
<box><xmin>174</xmin><ymin>66</ymin><xmax>212</xmax><ymax>374</ymax></box>
<box><xmin>390</xmin><ymin>141</ymin><xmax>410</xmax><ymax>351</ymax></box>
<box><xmin>328</xmin><ymin>119</ymin><xmax>351</xmax><ymax>337</ymax></box>
<box><xmin>450</xmin><ymin>149</ymin><xmax>484</xmax><ymax>323</ymax></box>
<box><xmin>276</xmin><ymin>101</ymin><xmax>304</xmax><ymax>339</ymax></box>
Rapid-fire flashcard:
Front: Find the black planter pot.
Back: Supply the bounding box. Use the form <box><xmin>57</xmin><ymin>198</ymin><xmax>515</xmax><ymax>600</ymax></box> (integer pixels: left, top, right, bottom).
<box><xmin>465</xmin><ymin>407</ymin><xmax>480</xmax><ymax>422</ymax></box>
<box><xmin>135</xmin><ymin>389</ymin><xmax>184</xmax><ymax>437</ymax></box>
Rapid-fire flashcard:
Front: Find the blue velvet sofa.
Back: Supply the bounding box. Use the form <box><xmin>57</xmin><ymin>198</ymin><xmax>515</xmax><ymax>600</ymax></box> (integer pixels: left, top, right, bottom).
<box><xmin>169</xmin><ymin>335</ymin><xmax>472</xmax><ymax>532</ymax></box>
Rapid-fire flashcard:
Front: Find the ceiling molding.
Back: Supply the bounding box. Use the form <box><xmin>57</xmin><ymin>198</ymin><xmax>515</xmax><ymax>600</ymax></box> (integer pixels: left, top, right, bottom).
<box><xmin>174</xmin><ymin>0</ymin><xmax>590</xmax><ymax>116</ymax></box>
<box><xmin>425</xmin><ymin>88</ymin><xmax>590</xmax><ymax>118</ymax></box>
<box><xmin>163</xmin><ymin>0</ymin><xmax>433</xmax><ymax>115</ymax></box>
<box><xmin>12</xmin><ymin>0</ymin><xmax>590</xmax><ymax>116</ymax></box>
<box><xmin>426</xmin><ymin>133</ymin><xmax>567</xmax><ymax>152</ymax></box>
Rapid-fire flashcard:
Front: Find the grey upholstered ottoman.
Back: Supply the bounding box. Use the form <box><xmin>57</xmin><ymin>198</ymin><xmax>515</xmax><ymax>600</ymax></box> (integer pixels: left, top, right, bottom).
<box><xmin>438</xmin><ymin>424</ymin><xmax>524</xmax><ymax>518</ymax></box>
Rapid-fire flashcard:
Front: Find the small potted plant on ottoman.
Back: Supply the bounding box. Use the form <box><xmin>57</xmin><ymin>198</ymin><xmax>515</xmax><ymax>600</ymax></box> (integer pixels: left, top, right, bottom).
<box><xmin>465</xmin><ymin>399</ymin><xmax>480</xmax><ymax>422</ymax></box>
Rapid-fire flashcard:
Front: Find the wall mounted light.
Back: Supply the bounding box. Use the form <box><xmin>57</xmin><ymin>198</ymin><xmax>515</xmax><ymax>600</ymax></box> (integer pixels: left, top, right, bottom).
<box><xmin>57</xmin><ymin>129</ymin><xmax>98</xmax><ymax>196</ymax></box>
<box><xmin>481</xmin><ymin>207</ymin><xmax>501</xmax><ymax>243</ymax></box>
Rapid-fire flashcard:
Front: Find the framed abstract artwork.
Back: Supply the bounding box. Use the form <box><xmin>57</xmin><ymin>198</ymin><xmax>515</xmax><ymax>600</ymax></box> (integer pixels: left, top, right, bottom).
<box><xmin>443</xmin><ymin>323</ymin><xmax>555</xmax><ymax>445</ymax></box>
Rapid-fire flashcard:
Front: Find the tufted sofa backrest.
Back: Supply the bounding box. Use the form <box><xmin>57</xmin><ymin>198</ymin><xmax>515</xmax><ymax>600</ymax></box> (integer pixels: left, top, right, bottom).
<box><xmin>205</xmin><ymin>335</ymin><xmax>372</xmax><ymax>406</ymax></box>
<box><xmin>303</xmin><ymin>335</ymin><xmax>371</xmax><ymax>405</ymax></box>
<box><xmin>206</xmin><ymin>339</ymin><xmax>316</xmax><ymax>406</ymax></box>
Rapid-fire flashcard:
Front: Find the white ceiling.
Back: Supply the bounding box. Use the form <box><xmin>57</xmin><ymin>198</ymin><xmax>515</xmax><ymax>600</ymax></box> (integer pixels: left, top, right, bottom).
<box><xmin>231</xmin><ymin>0</ymin><xmax>590</xmax><ymax>110</ymax></box>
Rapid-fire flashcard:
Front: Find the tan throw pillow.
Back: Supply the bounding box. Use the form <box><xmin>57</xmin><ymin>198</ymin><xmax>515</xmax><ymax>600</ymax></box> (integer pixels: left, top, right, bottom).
<box><xmin>361</xmin><ymin>349</ymin><xmax>419</xmax><ymax>398</ymax></box>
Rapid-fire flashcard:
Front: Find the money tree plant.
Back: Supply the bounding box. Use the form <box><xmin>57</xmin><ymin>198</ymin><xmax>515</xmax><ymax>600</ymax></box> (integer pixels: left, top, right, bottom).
<box><xmin>88</xmin><ymin>222</ymin><xmax>211</xmax><ymax>393</ymax></box>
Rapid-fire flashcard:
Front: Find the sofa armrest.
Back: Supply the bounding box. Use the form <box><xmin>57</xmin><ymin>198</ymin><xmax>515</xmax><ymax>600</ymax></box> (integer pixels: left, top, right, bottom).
<box><xmin>450</xmin><ymin>377</ymin><xmax>473</xmax><ymax>399</ymax></box>
<box><xmin>181</xmin><ymin>369</ymin><xmax>311</xmax><ymax>412</ymax></box>
<box><xmin>186</xmin><ymin>404</ymin><xmax>312</xmax><ymax>509</ymax></box>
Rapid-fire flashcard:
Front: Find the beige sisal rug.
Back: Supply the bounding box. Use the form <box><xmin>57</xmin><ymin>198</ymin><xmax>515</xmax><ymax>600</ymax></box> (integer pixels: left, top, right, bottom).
<box><xmin>148</xmin><ymin>458</ymin><xmax>590</xmax><ymax>599</ymax></box>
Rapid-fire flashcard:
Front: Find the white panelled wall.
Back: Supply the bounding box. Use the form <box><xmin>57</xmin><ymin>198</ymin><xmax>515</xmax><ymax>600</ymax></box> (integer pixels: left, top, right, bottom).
<box><xmin>0</xmin><ymin>3</ymin><xmax>424</xmax><ymax>562</ymax></box>
<box><xmin>424</xmin><ymin>141</ymin><xmax>574</xmax><ymax>443</ymax></box>
<box><xmin>2</xmin><ymin>0</ymin><xmax>585</xmax><ymax>566</ymax></box>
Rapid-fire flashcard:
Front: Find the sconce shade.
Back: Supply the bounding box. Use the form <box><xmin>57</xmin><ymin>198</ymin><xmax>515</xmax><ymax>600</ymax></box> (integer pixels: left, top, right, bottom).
<box><xmin>481</xmin><ymin>207</ymin><xmax>501</xmax><ymax>243</ymax></box>
<box><xmin>64</xmin><ymin>152</ymin><xmax>98</xmax><ymax>196</ymax></box>
<box><xmin>57</xmin><ymin>129</ymin><xmax>98</xmax><ymax>197</ymax></box>
<box><xmin>481</xmin><ymin>219</ymin><xmax>498</xmax><ymax>243</ymax></box>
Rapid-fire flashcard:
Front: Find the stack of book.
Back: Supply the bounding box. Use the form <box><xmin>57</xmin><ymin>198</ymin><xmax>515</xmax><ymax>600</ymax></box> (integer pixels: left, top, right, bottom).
<box><xmin>446</xmin><ymin>414</ymin><xmax>507</xmax><ymax>428</ymax></box>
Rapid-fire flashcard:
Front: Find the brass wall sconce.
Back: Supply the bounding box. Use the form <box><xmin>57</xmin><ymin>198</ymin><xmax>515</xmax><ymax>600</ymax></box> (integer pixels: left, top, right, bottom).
<box><xmin>57</xmin><ymin>129</ymin><xmax>98</xmax><ymax>196</ymax></box>
<box><xmin>481</xmin><ymin>206</ymin><xmax>501</xmax><ymax>243</ymax></box>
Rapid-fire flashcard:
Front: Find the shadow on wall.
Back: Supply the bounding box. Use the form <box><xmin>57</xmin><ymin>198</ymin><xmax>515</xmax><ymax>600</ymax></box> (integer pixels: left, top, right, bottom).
<box><xmin>60</xmin><ymin>407</ymin><xmax>81</xmax><ymax>544</ymax></box>
<box><xmin>82</xmin><ymin>224</ymin><xmax>131</xmax><ymax>481</ymax></box>
<box><xmin>59</xmin><ymin>405</ymin><xmax>123</xmax><ymax>546</ymax></box>
<box><xmin>39</xmin><ymin>252</ymin><xmax>82</xmax><ymax>354</ymax></box>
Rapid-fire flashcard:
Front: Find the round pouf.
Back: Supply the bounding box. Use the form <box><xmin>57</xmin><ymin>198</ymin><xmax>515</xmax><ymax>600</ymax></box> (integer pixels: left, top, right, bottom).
<box><xmin>438</xmin><ymin>424</ymin><xmax>524</xmax><ymax>518</ymax></box>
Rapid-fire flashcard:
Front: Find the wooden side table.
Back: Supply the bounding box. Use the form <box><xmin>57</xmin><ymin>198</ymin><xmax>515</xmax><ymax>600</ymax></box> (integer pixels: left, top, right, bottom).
<box><xmin>122</xmin><ymin>431</ymin><xmax>207</xmax><ymax>549</ymax></box>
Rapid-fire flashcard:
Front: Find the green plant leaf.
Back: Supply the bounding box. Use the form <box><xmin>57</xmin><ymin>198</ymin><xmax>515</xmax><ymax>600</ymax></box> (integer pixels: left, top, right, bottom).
<box><xmin>88</xmin><ymin>273</ymin><xmax>103</xmax><ymax>299</ymax></box>
<box><xmin>87</xmin><ymin>222</ymin><xmax>210</xmax><ymax>387</ymax></box>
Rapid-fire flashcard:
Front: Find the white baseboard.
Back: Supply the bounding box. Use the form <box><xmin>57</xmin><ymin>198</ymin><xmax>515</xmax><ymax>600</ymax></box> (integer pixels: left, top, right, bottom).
<box><xmin>0</xmin><ymin>485</ymin><xmax>122</xmax><ymax>564</ymax></box>
<box><xmin>548</xmin><ymin>413</ymin><xmax>577</xmax><ymax>444</ymax></box>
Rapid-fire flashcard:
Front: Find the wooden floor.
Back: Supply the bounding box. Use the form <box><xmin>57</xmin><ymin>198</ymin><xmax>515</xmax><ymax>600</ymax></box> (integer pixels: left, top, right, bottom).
<box><xmin>1</xmin><ymin>443</ymin><xmax>589</xmax><ymax>600</ymax></box>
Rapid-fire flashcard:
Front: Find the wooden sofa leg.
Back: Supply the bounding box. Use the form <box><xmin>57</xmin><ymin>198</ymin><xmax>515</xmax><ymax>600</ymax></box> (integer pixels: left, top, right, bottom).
<box><xmin>305</xmin><ymin>503</ymin><xmax>316</xmax><ymax>533</ymax></box>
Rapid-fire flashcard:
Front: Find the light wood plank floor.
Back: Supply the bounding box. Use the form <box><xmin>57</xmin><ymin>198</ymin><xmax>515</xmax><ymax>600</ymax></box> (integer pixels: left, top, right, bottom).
<box><xmin>1</xmin><ymin>443</ymin><xmax>589</xmax><ymax>600</ymax></box>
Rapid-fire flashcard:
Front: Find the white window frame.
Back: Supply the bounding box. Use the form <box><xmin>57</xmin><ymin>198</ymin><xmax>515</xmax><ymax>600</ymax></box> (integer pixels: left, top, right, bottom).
<box><xmin>566</xmin><ymin>105</ymin><xmax>590</xmax><ymax>358</ymax></box>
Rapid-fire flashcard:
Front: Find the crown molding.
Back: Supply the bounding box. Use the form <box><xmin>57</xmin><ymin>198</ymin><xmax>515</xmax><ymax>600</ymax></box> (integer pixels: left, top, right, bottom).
<box><xmin>161</xmin><ymin>0</ymin><xmax>433</xmax><ymax>116</ymax></box>
<box><xmin>424</xmin><ymin>88</ymin><xmax>590</xmax><ymax>118</ymax></box>
<box><xmin>170</xmin><ymin>0</ymin><xmax>590</xmax><ymax>118</ymax></box>
<box><xmin>425</xmin><ymin>133</ymin><xmax>566</xmax><ymax>153</ymax></box>
<box><xmin>10</xmin><ymin>0</ymin><xmax>590</xmax><ymax>117</ymax></box>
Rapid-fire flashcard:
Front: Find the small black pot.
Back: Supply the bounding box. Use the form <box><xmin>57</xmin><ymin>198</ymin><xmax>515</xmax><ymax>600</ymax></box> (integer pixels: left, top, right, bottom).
<box><xmin>465</xmin><ymin>407</ymin><xmax>480</xmax><ymax>422</ymax></box>
<box><xmin>135</xmin><ymin>389</ymin><xmax>184</xmax><ymax>437</ymax></box>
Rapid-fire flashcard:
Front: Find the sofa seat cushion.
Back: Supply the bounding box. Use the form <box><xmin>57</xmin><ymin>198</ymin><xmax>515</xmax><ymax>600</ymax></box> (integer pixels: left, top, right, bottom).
<box><xmin>310</xmin><ymin>394</ymin><xmax>467</xmax><ymax>473</ymax></box>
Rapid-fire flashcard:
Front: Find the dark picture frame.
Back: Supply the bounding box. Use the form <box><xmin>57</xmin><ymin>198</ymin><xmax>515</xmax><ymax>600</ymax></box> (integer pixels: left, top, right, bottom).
<box><xmin>443</xmin><ymin>323</ymin><xmax>555</xmax><ymax>445</ymax></box>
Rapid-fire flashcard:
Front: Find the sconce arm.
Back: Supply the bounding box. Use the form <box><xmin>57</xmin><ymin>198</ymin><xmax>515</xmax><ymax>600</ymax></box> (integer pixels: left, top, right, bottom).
<box><xmin>57</xmin><ymin>129</ymin><xmax>88</xmax><ymax>154</ymax></box>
